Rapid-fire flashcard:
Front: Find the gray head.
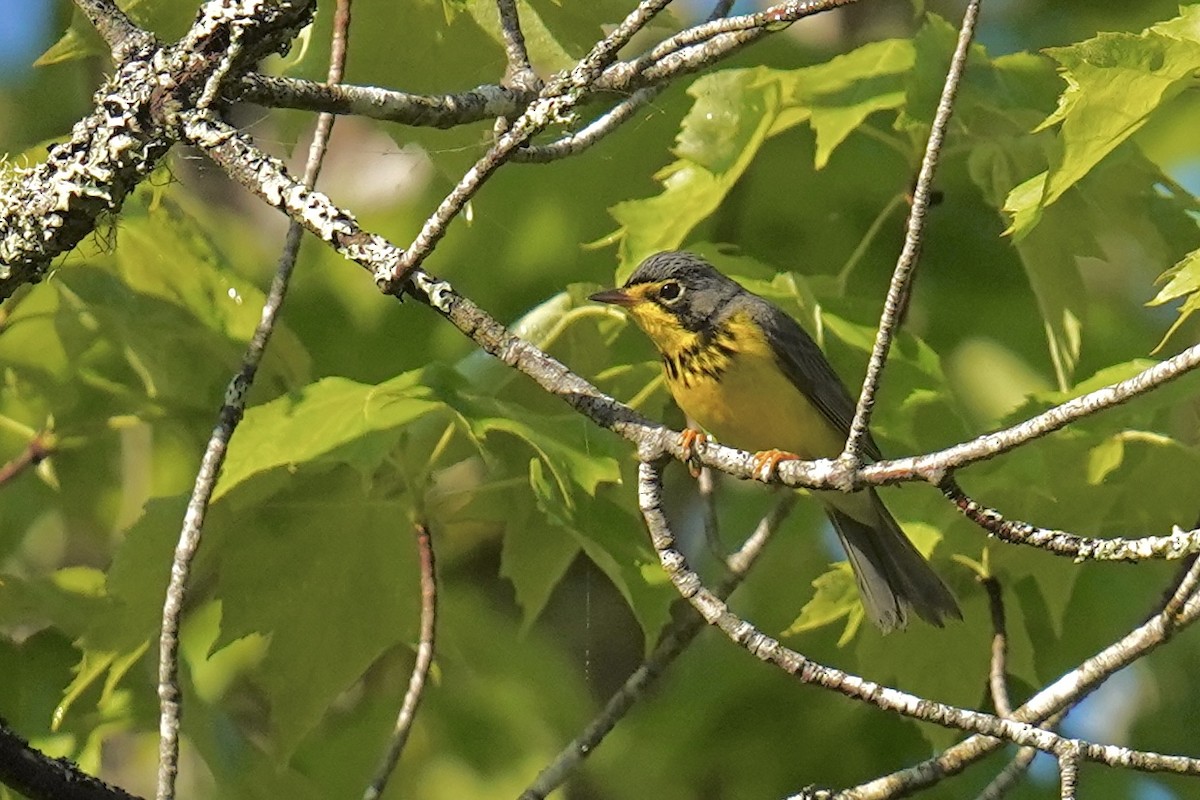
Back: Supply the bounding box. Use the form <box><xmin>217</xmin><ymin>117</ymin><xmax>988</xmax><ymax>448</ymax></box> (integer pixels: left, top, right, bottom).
<box><xmin>590</xmin><ymin>251</ymin><xmax>744</xmax><ymax>334</ymax></box>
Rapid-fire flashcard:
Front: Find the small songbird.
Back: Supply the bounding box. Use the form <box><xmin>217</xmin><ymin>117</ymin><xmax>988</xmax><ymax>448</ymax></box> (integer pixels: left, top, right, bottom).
<box><xmin>590</xmin><ymin>251</ymin><xmax>960</xmax><ymax>632</ymax></box>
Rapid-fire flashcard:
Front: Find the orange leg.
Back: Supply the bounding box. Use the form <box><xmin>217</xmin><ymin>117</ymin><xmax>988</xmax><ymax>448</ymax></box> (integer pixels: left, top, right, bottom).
<box><xmin>678</xmin><ymin>428</ymin><xmax>708</xmax><ymax>478</ymax></box>
<box><xmin>751</xmin><ymin>448</ymin><xmax>800</xmax><ymax>482</ymax></box>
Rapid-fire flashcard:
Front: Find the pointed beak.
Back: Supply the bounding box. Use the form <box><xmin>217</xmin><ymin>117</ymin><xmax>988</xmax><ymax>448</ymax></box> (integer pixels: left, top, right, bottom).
<box><xmin>589</xmin><ymin>288</ymin><xmax>636</xmax><ymax>307</ymax></box>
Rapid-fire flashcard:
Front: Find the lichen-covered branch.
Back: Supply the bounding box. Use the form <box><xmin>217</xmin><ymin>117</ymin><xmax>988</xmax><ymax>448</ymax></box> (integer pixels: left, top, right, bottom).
<box><xmin>236</xmin><ymin>74</ymin><xmax>535</xmax><ymax>128</ymax></box>
<box><xmin>237</xmin><ymin>0</ymin><xmax>856</xmax><ymax>132</ymax></box>
<box><xmin>637</xmin><ymin>458</ymin><xmax>1200</xmax><ymax>783</ymax></box>
<box><xmin>182</xmin><ymin>113</ymin><xmax>400</xmax><ymax>277</ymax></box>
<box><xmin>73</xmin><ymin>0</ymin><xmax>154</xmax><ymax>61</ymax></box>
<box><xmin>0</xmin><ymin>0</ymin><xmax>314</xmax><ymax>303</ymax></box>
<box><xmin>941</xmin><ymin>477</ymin><xmax>1200</xmax><ymax>561</ymax></box>
<box><xmin>841</xmin><ymin>557</ymin><xmax>1200</xmax><ymax>799</ymax></box>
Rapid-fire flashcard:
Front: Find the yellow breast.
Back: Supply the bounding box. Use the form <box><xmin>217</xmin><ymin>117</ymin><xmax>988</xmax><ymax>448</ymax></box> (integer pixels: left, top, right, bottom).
<box><xmin>664</xmin><ymin>312</ymin><xmax>846</xmax><ymax>459</ymax></box>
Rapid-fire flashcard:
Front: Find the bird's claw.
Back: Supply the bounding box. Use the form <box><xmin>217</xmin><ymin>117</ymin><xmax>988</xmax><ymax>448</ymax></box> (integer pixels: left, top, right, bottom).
<box><xmin>679</xmin><ymin>428</ymin><xmax>708</xmax><ymax>478</ymax></box>
<box><xmin>751</xmin><ymin>449</ymin><xmax>800</xmax><ymax>482</ymax></box>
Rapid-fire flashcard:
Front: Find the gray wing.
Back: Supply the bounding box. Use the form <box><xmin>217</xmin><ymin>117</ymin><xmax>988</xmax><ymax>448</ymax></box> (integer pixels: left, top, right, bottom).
<box><xmin>738</xmin><ymin>294</ymin><xmax>882</xmax><ymax>461</ymax></box>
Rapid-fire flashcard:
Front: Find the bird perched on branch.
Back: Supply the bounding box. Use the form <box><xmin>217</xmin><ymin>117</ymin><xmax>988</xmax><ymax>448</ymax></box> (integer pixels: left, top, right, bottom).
<box><xmin>590</xmin><ymin>251</ymin><xmax>960</xmax><ymax>632</ymax></box>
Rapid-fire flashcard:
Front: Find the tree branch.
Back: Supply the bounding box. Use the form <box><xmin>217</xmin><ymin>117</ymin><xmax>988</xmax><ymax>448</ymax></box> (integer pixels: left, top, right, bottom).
<box><xmin>843</xmin><ymin>556</ymin><xmax>1200</xmax><ymax>799</ymax></box>
<box><xmin>981</xmin><ymin>576</ymin><xmax>1012</xmax><ymax>718</ymax></box>
<box><xmin>519</xmin><ymin>494</ymin><xmax>796</xmax><ymax>799</ymax></box>
<box><xmin>0</xmin><ymin>718</ymin><xmax>141</xmax><ymax>800</ymax></box>
<box><xmin>941</xmin><ymin>477</ymin><xmax>1200</xmax><ymax>561</ymax></box>
<box><xmin>235</xmin><ymin>74</ymin><xmax>534</xmax><ymax>128</ymax></box>
<box><xmin>72</xmin><ymin>0</ymin><xmax>154</xmax><ymax>62</ymax></box>
<box><xmin>864</xmin><ymin>343</ymin><xmax>1200</xmax><ymax>484</ymax></box>
<box><xmin>637</xmin><ymin>458</ymin><xmax>1200</xmax><ymax>781</ymax></box>
<box><xmin>364</xmin><ymin>522</ymin><xmax>438</xmax><ymax>800</ymax></box>
<box><xmin>0</xmin><ymin>431</ymin><xmax>54</xmax><ymax>487</ymax></box>
<box><xmin>496</xmin><ymin>0</ymin><xmax>538</xmax><ymax>93</ymax></box>
<box><xmin>378</xmin><ymin>0</ymin><xmax>678</xmax><ymax>289</ymax></box>
<box><xmin>0</xmin><ymin>0</ymin><xmax>314</xmax><ymax>303</ymax></box>
<box><xmin>237</xmin><ymin>0</ymin><xmax>854</xmax><ymax>132</ymax></box>
<box><xmin>1058</xmin><ymin>740</ymin><xmax>1080</xmax><ymax>800</ymax></box>
<box><xmin>841</xmin><ymin>0</ymin><xmax>981</xmax><ymax>469</ymax></box>
<box><xmin>155</xmin><ymin>2</ymin><xmax>347</xmax><ymax>797</ymax></box>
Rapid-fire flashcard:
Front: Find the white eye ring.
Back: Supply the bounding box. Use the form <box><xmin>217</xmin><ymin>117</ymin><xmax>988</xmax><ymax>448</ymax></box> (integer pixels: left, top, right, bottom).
<box><xmin>659</xmin><ymin>281</ymin><xmax>683</xmax><ymax>303</ymax></box>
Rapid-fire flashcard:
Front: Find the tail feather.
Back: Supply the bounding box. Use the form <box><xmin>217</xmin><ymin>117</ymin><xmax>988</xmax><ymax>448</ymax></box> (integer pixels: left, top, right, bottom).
<box><xmin>825</xmin><ymin>489</ymin><xmax>960</xmax><ymax>633</ymax></box>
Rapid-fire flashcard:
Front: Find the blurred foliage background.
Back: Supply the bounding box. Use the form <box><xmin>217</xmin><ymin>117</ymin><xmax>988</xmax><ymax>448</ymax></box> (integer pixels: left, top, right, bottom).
<box><xmin>2</xmin><ymin>1</ymin><xmax>1200</xmax><ymax>798</ymax></box>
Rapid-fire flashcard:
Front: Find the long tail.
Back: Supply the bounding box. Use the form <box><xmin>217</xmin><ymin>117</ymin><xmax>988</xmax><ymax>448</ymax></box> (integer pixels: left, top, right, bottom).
<box><xmin>824</xmin><ymin>488</ymin><xmax>961</xmax><ymax>633</ymax></box>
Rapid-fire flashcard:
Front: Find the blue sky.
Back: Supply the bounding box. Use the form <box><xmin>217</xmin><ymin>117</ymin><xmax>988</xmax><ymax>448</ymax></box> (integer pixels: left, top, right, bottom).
<box><xmin>0</xmin><ymin>0</ymin><xmax>51</xmax><ymax>81</ymax></box>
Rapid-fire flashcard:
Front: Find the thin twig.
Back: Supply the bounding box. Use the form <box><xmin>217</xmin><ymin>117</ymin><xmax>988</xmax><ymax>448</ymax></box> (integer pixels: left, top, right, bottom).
<box><xmin>381</xmin><ymin>0</ymin><xmax>678</xmax><ymax>289</ymax></box>
<box><xmin>363</xmin><ymin>522</ymin><xmax>439</xmax><ymax>800</ymax></box>
<box><xmin>940</xmin><ymin>477</ymin><xmax>1200</xmax><ymax>561</ymax></box>
<box><xmin>974</xmin><ymin>743</ymin><xmax>1039</xmax><ymax>800</ymax></box>
<box><xmin>1057</xmin><ymin>740</ymin><xmax>1080</xmax><ymax>800</ymax></box>
<box><xmin>836</xmin><ymin>193</ymin><xmax>905</xmax><ymax>294</ymax></box>
<box><xmin>512</xmin><ymin>86</ymin><xmax>664</xmax><ymax>163</ymax></box>
<box><xmin>839</xmin><ymin>560</ymin><xmax>1200</xmax><ymax>799</ymax></box>
<box><xmin>981</xmin><ymin>576</ymin><xmax>1012</xmax><ymax>718</ymax></box>
<box><xmin>512</xmin><ymin>0</ymin><xmax>752</xmax><ymax>164</ymax></box>
<box><xmin>865</xmin><ymin>343</ymin><xmax>1200</xmax><ymax>486</ymax></box>
<box><xmin>698</xmin><ymin>466</ymin><xmax>724</xmax><ymax>559</ymax></box>
<box><xmin>637</xmin><ymin>458</ymin><xmax>1200</xmax><ymax>778</ymax></box>
<box><xmin>621</xmin><ymin>0</ymin><xmax>853</xmax><ymax>80</ymax></box>
<box><xmin>518</xmin><ymin>495</ymin><xmax>796</xmax><ymax>800</ymax></box>
<box><xmin>496</xmin><ymin>0</ymin><xmax>538</xmax><ymax>93</ymax></box>
<box><xmin>0</xmin><ymin>432</ymin><xmax>54</xmax><ymax>487</ymax></box>
<box><xmin>72</xmin><ymin>0</ymin><xmax>154</xmax><ymax>61</ymax></box>
<box><xmin>235</xmin><ymin>75</ymin><xmax>535</xmax><ymax>128</ymax></box>
<box><xmin>1160</xmin><ymin>554</ymin><xmax>1200</xmax><ymax>629</ymax></box>
<box><xmin>238</xmin><ymin>0</ymin><xmax>852</xmax><ymax>130</ymax></box>
<box><xmin>154</xmin><ymin>3</ymin><xmax>352</xmax><ymax>797</ymax></box>
<box><xmin>840</xmin><ymin>0</ymin><xmax>981</xmax><ymax>468</ymax></box>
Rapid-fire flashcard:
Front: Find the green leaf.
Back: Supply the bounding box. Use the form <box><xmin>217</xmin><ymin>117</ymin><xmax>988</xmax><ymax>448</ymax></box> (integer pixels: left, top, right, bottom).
<box><xmin>36</xmin><ymin>0</ymin><xmax>206</xmax><ymax>66</ymax></box>
<box><xmin>1087</xmin><ymin>433</ymin><xmax>1126</xmax><ymax>485</ymax></box>
<box><xmin>34</xmin><ymin>10</ymin><xmax>106</xmax><ymax>66</ymax></box>
<box><xmin>1002</xmin><ymin>171</ymin><xmax>1048</xmax><ymax>239</ymax></box>
<box><xmin>779</xmin><ymin>38</ymin><xmax>913</xmax><ymax>168</ymax></box>
<box><xmin>1011</xmin><ymin>212</ymin><xmax>1086</xmax><ymax>390</ymax></box>
<box><xmin>0</xmin><ymin>568</ymin><xmax>106</xmax><ymax>640</ymax></box>
<box><xmin>562</xmin><ymin>494</ymin><xmax>676</xmax><ymax>647</ymax></box>
<box><xmin>454</xmin><ymin>396</ymin><xmax>673</xmax><ymax>639</ymax></box>
<box><xmin>215</xmin><ymin>372</ymin><xmax>444</xmax><ymax>503</ymax></box>
<box><xmin>499</xmin><ymin>490</ymin><xmax>580</xmax><ymax>634</ymax></box>
<box><xmin>1148</xmin><ymin>246</ymin><xmax>1200</xmax><ymax>349</ymax></box>
<box><xmin>83</xmin><ymin>496</ymin><xmax>198</xmax><ymax>655</ymax></box>
<box><xmin>53</xmin><ymin>269</ymin><xmax>246</xmax><ymax>411</ymax></box>
<box><xmin>464</xmin><ymin>397</ymin><xmax>621</xmax><ymax>500</ymax></box>
<box><xmin>524</xmin><ymin>0</ymin><xmax>662</xmax><ymax>57</ymax></box>
<box><xmin>111</xmin><ymin>189</ymin><xmax>311</xmax><ymax>390</ymax></box>
<box><xmin>0</xmin><ymin>181</ymin><xmax>311</xmax><ymax>426</ymax></box>
<box><xmin>1007</xmin><ymin>6</ymin><xmax>1200</xmax><ymax>230</ymax></box>
<box><xmin>609</xmin><ymin>68</ymin><xmax>783</xmax><ymax>277</ymax></box>
<box><xmin>214</xmin><ymin>469</ymin><xmax>419</xmax><ymax>759</ymax></box>
<box><xmin>782</xmin><ymin>562</ymin><xmax>862</xmax><ymax>644</ymax></box>
<box><xmin>527</xmin><ymin>459</ymin><xmax>673</xmax><ymax>645</ymax></box>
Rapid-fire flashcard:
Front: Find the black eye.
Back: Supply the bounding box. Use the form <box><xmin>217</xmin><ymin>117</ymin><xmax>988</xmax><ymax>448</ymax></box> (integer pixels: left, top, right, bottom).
<box><xmin>659</xmin><ymin>281</ymin><xmax>683</xmax><ymax>303</ymax></box>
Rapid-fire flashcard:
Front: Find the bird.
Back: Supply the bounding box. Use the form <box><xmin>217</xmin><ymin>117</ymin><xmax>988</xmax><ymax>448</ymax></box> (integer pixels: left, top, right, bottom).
<box><xmin>589</xmin><ymin>251</ymin><xmax>960</xmax><ymax>632</ymax></box>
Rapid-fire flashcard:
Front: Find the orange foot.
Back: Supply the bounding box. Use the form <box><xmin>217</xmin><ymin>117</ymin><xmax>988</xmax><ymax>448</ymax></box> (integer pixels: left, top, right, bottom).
<box><xmin>678</xmin><ymin>428</ymin><xmax>708</xmax><ymax>478</ymax></box>
<box><xmin>752</xmin><ymin>449</ymin><xmax>800</xmax><ymax>482</ymax></box>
